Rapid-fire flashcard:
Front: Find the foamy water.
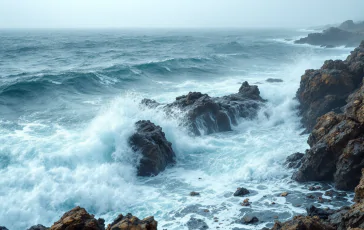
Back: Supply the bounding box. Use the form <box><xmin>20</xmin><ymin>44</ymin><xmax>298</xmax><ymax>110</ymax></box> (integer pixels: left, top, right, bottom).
<box><xmin>0</xmin><ymin>29</ymin><xmax>355</xmax><ymax>229</ymax></box>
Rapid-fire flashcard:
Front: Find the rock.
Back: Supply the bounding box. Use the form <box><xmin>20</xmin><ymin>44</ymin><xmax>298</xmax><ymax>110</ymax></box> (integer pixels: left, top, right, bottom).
<box><xmin>339</xmin><ymin>20</ymin><xmax>364</xmax><ymax>33</ymax></box>
<box><xmin>242</xmin><ymin>216</ymin><xmax>259</xmax><ymax>224</ymax></box>
<box><xmin>0</xmin><ymin>227</ymin><xmax>8</xmax><ymax>230</ymax></box>
<box><xmin>271</xmin><ymin>216</ymin><xmax>335</xmax><ymax>230</ymax></box>
<box><xmin>280</xmin><ymin>192</ymin><xmax>288</xmax><ymax>197</ymax></box>
<box><xmin>306</xmin><ymin>206</ymin><xmax>335</xmax><ymax>220</ymax></box>
<box><xmin>241</xmin><ymin>198</ymin><xmax>251</xmax><ymax>206</ymax></box>
<box><xmin>285</xmin><ymin>152</ymin><xmax>304</xmax><ymax>168</ymax></box>
<box><xmin>294</xmin><ymin>27</ymin><xmax>364</xmax><ymax>47</ymax></box>
<box><xmin>355</xmin><ymin>169</ymin><xmax>364</xmax><ymax>202</ymax></box>
<box><xmin>266</xmin><ymin>78</ymin><xmax>283</xmax><ymax>83</ymax></box>
<box><xmin>293</xmin><ymin>79</ymin><xmax>364</xmax><ymax>190</ymax></box>
<box><xmin>27</xmin><ymin>225</ymin><xmax>49</xmax><ymax>230</ymax></box>
<box><xmin>190</xmin><ymin>191</ymin><xmax>200</xmax><ymax>196</ymax></box>
<box><xmin>233</xmin><ymin>187</ymin><xmax>250</xmax><ymax>197</ymax></box>
<box><xmin>129</xmin><ymin>120</ymin><xmax>176</xmax><ymax>176</ymax></box>
<box><xmin>50</xmin><ymin>206</ymin><xmax>105</xmax><ymax>230</ymax></box>
<box><xmin>106</xmin><ymin>213</ymin><xmax>157</xmax><ymax>230</ymax></box>
<box><xmin>142</xmin><ymin>81</ymin><xmax>265</xmax><ymax>135</ymax></box>
<box><xmin>186</xmin><ymin>217</ymin><xmax>209</xmax><ymax>230</ymax></box>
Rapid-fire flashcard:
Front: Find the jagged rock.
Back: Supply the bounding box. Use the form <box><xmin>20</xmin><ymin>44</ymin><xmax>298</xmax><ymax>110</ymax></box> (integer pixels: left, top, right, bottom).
<box><xmin>233</xmin><ymin>187</ymin><xmax>250</xmax><ymax>197</ymax></box>
<box><xmin>141</xmin><ymin>81</ymin><xmax>265</xmax><ymax>135</ymax></box>
<box><xmin>294</xmin><ymin>27</ymin><xmax>364</xmax><ymax>47</ymax></box>
<box><xmin>106</xmin><ymin>213</ymin><xmax>157</xmax><ymax>230</ymax></box>
<box><xmin>293</xmin><ymin>79</ymin><xmax>364</xmax><ymax>190</ymax></box>
<box><xmin>129</xmin><ymin>120</ymin><xmax>176</xmax><ymax>176</ymax></box>
<box><xmin>285</xmin><ymin>152</ymin><xmax>304</xmax><ymax>168</ymax></box>
<box><xmin>355</xmin><ymin>169</ymin><xmax>364</xmax><ymax>202</ymax></box>
<box><xmin>271</xmin><ymin>216</ymin><xmax>334</xmax><ymax>230</ymax></box>
<box><xmin>0</xmin><ymin>227</ymin><xmax>8</xmax><ymax>230</ymax></box>
<box><xmin>50</xmin><ymin>206</ymin><xmax>105</xmax><ymax>230</ymax></box>
<box><xmin>186</xmin><ymin>217</ymin><xmax>209</xmax><ymax>230</ymax></box>
<box><xmin>27</xmin><ymin>225</ymin><xmax>49</xmax><ymax>230</ymax></box>
<box><xmin>306</xmin><ymin>206</ymin><xmax>335</xmax><ymax>220</ymax></box>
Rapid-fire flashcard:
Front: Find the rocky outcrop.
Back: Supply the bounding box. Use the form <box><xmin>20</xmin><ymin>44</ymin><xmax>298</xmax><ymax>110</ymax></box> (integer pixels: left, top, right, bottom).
<box><xmin>293</xmin><ymin>79</ymin><xmax>364</xmax><ymax>190</ymax></box>
<box><xmin>129</xmin><ymin>120</ymin><xmax>176</xmax><ymax>176</ymax></box>
<box><xmin>276</xmin><ymin>167</ymin><xmax>364</xmax><ymax>230</ymax></box>
<box><xmin>339</xmin><ymin>20</ymin><xmax>364</xmax><ymax>33</ymax></box>
<box><xmin>28</xmin><ymin>225</ymin><xmax>49</xmax><ymax>230</ymax></box>
<box><xmin>49</xmin><ymin>206</ymin><xmax>105</xmax><ymax>230</ymax></box>
<box><xmin>271</xmin><ymin>216</ymin><xmax>335</xmax><ymax>230</ymax></box>
<box><xmin>142</xmin><ymin>81</ymin><xmax>265</xmax><ymax>135</ymax></box>
<box><xmin>296</xmin><ymin>41</ymin><xmax>364</xmax><ymax>132</ymax></box>
<box><xmin>106</xmin><ymin>213</ymin><xmax>157</xmax><ymax>230</ymax></box>
<box><xmin>285</xmin><ymin>152</ymin><xmax>304</xmax><ymax>169</ymax></box>
<box><xmin>47</xmin><ymin>207</ymin><xmax>157</xmax><ymax>230</ymax></box>
<box><xmin>295</xmin><ymin>27</ymin><xmax>364</xmax><ymax>47</ymax></box>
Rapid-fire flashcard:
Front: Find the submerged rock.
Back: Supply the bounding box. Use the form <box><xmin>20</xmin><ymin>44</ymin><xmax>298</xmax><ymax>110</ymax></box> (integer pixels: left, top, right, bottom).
<box><xmin>190</xmin><ymin>191</ymin><xmax>200</xmax><ymax>196</ymax></box>
<box><xmin>266</xmin><ymin>78</ymin><xmax>283</xmax><ymax>83</ymax></box>
<box><xmin>186</xmin><ymin>217</ymin><xmax>209</xmax><ymax>230</ymax></box>
<box><xmin>129</xmin><ymin>120</ymin><xmax>176</xmax><ymax>176</ymax></box>
<box><xmin>106</xmin><ymin>213</ymin><xmax>157</xmax><ymax>230</ymax></box>
<box><xmin>141</xmin><ymin>81</ymin><xmax>265</xmax><ymax>135</ymax></box>
<box><xmin>49</xmin><ymin>206</ymin><xmax>105</xmax><ymax>230</ymax></box>
<box><xmin>233</xmin><ymin>187</ymin><xmax>250</xmax><ymax>197</ymax></box>
<box><xmin>241</xmin><ymin>216</ymin><xmax>259</xmax><ymax>224</ymax></box>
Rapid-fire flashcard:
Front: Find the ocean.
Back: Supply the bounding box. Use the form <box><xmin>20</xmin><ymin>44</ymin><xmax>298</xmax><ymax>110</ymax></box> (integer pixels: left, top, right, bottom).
<box><xmin>0</xmin><ymin>28</ymin><xmax>355</xmax><ymax>229</ymax></box>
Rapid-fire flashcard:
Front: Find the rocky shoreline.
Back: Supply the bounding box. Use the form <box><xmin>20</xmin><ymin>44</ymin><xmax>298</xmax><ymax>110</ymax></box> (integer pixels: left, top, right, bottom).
<box><xmin>1</xmin><ymin>40</ymin><xmax>363</xmax><ymax>230</ymax></box>
<box><xmin>295</xmin><ymin>20</ymin><xmax>364</xmax><ymax>48</ymax></box>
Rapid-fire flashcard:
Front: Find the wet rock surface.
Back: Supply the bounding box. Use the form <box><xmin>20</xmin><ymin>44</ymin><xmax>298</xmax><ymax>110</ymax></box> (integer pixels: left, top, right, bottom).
<box><xmin>129</xmin><ymin>120</ymin><xmax>176</xmax><ymax>176</ymax></box>
<box><xmin>49</xmin><ymin>206</ymin><xmax>105</xmax><ymax>230</ymax></box>
<box><xmin>106</xmin><ymin>213</ymin><xmax>157</xmax><ymax>230</ymax></box>
<box><xmin>285</xmin><ymin>152</ymin><xmax>304</xmax><ymax>168</ymax></box>
<box><xmin>141</xmin><ymin>81</ymin><xmax>265</xmax><ymax>135</ymax></box>
<box><xmin>293</xmin><ymin>78</ymin><xmax>364</xmax><ymax>190</ymax></box>
<box><xmin>233</xmin><ymin>187</ymin><xmax>250</xmax><ymax>197</ymax></box>
<box><xmin>186</xmin><ymin>217</ymin><xmax>209</xmax><ymax>230</ymax></box>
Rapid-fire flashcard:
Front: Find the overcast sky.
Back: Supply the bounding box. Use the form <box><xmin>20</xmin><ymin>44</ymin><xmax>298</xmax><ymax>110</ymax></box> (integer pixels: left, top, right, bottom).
<box><xmin>0</xmin><ymin>0</ymin><xmax>363</xmax><ymax>28</ymax></box>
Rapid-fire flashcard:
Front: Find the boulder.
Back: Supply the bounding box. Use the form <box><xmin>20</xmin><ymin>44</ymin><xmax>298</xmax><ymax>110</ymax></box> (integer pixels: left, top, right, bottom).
<box><xmin>129</xmin><ymin>120</ymin><xmax>176</xmax><ymax>176</ymax></box>
<box><xmin>106</xmin><ymin>213</ymin><xmax>157</xmax><ymax>230</ymax></box>
<box><xmin>49</xmin><ymin>206</ymin><xmax>105</xmax><ymax>230</ymax></box>
<box><xmin>186</xmin><ymin>217</ymin><xmax>209</xmax><ymax>230</ymax></box>
<box><xmin>142</xmin><ymin>81</ymin><xmax>265</xmax><ymax>135</ymax></box>
<box><xmin>233</xmin><ymin>187</ymin><xmax>250</xmax><ymax>197</ymax></box>
<box><xmin>306</xmin><ymin>206</ymin><xmax>335</xmax><ymax>220</ymax></box>
<box><xmin>242</xmin><ymin>216</ymin><xmax>259</xmax><ymax>224</ymax></box>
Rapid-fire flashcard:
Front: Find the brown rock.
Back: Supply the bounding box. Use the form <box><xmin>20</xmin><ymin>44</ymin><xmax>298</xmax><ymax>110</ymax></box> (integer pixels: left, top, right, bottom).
<box><xmin>50</xmin><ymin>206</ymin><xmax>105</xmax><ymax>230</ymax></box>
<box><xmin>271</xmin><ymin>216</ymin><xmax>335</xmax><ymax>230</ymax></box>
<box><xmin>280</xmin><ymin>192</ymin><xmax>289</xmax><ymax>197</ymax></box>
<box><xmin>106</xmin><ymin>214</ymin><xmax>157</xmax><ymax>230</ymax></box>
<box><xmin>355</xmin><ymin>169</ymin><xmax>364</xmax><ymax>202</ymax></box>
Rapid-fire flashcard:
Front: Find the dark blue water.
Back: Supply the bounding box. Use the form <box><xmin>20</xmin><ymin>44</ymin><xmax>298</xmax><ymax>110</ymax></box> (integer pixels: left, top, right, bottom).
<box><xmin>0</xmin><ymin>29</ymin><xmax>354</xmax><ymax>229</ymax></box>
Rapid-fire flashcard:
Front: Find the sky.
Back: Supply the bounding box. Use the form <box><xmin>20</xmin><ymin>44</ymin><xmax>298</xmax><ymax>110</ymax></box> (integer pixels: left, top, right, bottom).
<box><xmin>0</xmin><ymin>0</ymin><xmax>363</xmax><ymax>29</ymax></box>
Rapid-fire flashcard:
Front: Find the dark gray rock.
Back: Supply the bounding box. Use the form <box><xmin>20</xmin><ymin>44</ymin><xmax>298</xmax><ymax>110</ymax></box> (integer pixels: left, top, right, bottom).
<box><xmin>27</xmin><ymin>225</ymin><xmax>49</xmax><ymax>230</ymax></box>
<box><xmin>233</xmin><ymin>187</ymin><xmax>250</xmax><ymax>197</ymax></box>
<box><xmin>266</xmin><ymin>78</ymin><xmax>283</xmax><ymax>83</ymax></box>
<box><xmin>306</xmin><ymin>205</ymin><xmax>335</xmax><ymax>220</ymax></box>
<box><xmin>0</xmin><ymin>227</ymin><xmax>8</xmax><ymax>230</ymax></box>
<box><xmin>241</xmin><ymin>216</ymin><xmax>259</xmax><ymax>224</ymax></box>
<box><xmin>129</xmin><ymin>120</ymin><xmax>176</xmax><ymax>176</ymax></box>
<box><xmin>285</xmin><ymin>152</ymin><xmax>304</xmax><ymax>168</ymax></box>
<box><xmin>186</xmin><ymin>217</ymin><xmax>209</xmax><ymax>230</ymax></box>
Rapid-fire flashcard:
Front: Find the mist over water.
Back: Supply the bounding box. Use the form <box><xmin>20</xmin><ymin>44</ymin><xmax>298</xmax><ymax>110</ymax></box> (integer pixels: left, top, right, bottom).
<box><xmin>0</xmin><ymin>29</ymin><xmax>354</xmax><ymax>229</ymax></box>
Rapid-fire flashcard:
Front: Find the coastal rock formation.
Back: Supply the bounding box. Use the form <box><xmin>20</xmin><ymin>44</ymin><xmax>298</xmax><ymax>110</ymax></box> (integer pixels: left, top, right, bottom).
<box><xmin>28</xmin><ymin>225</ymin><xmax>49</xmax><ymax>230</ymax></box>
<box><xmin>142</xmin><ymin>81</ymin><xmax>265</xmax><ymax>135</ymax></box>
<box><xmin>129</xmin><ymin>120</ymin><xmax>176</xmax><ymax>176</ymax></box>
<box><xmin>285</xmin><ymin>152</ymin><xmax>304</xmax><ymax>168</ymax></box>
<box><xmin>293</xmin><ymin>79</ymin><xmax>364</xmax><ymax>190</ymax></box>
<box><xmin>49</xmin><ymin>206</ymin><xmax>105</xmax><ymax>230</ymax></box>
<box><xmin>273</xmin><ymin>170</ymin><xmax>364</xmax><ymax>230</ymax></box>
<box><xmin>296</xmin><ymin>41</ymin><xmax>364</xmax><ymax>132</ymax></box>
<box><xmin>295</xmin><ymin>23</ymin><xmax>364</xmax><ymax>47</ymax></box>
<box><xmin>106</xmin><ymin>213</ymin><xmax>157</xmax><ymax>230</ymax></box>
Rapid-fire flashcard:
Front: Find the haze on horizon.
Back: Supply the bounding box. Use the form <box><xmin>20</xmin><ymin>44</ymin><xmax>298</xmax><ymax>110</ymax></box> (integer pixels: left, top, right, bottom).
<box><xmin>0</xmin><ymin>0</ymin><xmax>363</xmax><ymax>29</ymax></box>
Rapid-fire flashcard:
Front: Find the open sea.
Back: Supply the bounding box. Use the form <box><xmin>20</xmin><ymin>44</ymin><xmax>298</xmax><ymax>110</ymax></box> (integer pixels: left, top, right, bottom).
<box><xmin>0</xmin><ymin>28</ymin><xmax>355</xmax><ymax>229</ymax></box>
